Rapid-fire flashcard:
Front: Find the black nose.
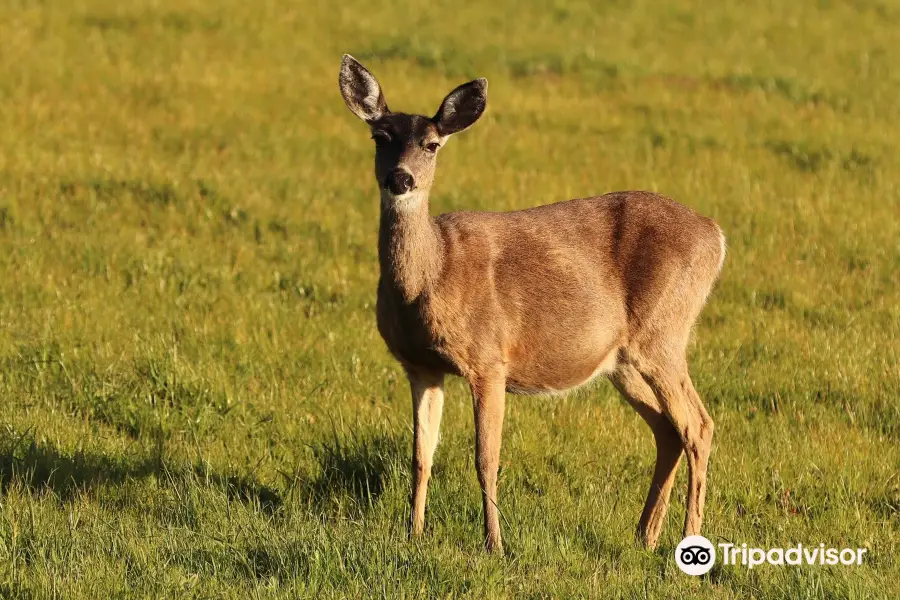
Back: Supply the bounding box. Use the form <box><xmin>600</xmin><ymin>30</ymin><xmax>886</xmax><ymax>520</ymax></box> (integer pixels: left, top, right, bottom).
<box><xmin>385</xmin><ymin>169</ymin><xmax>415</xmax><ymax>195</ymax></box>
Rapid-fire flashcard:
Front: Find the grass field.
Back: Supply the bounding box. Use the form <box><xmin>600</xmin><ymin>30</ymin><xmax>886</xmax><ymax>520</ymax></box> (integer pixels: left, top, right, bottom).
<box><xmin>1</xmin><ymin>0</ymin><xmax>898</xmax><ymax>597</ymax></box>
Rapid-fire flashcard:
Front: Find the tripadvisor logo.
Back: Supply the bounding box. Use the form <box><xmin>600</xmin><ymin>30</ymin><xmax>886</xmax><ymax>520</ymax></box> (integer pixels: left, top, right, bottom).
<box><xmin>675</xmin><ymin>535</ymin><xmax>869</xmax><ymax>576</ymax></box>
<box><xmin>675</xmin><ymin>535</ymin><xmax>716</xmax><ymax>575</ymax></box>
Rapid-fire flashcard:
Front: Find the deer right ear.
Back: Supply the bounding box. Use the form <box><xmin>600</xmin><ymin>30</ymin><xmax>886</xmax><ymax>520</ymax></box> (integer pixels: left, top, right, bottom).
<box><xmin>339</xmin><ymin>54</ymin><xmax>389</xmax><ymax>122</ymax></box>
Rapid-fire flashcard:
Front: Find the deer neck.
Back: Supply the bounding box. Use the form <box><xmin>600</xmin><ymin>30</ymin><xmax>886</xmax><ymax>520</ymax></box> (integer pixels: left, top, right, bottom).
<box><xmin>378</xmin><ymin>191</ymin><xmax>443</xmax><ymax>303</ymax></box>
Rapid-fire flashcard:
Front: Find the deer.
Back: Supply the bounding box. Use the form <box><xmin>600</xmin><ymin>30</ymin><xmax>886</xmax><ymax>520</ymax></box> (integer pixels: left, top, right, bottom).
<box><xmin>338</xmin><ymin>54</ymin><xmax>726</xmax><ymax>555</ymax></box>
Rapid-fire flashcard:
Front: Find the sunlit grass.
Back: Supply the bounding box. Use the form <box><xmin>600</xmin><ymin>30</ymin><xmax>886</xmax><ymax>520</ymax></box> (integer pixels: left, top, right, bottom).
<box><xmin>0</xmin><ymin>0</ymin><xmax>897</xmax><ymax>597</ymax></box>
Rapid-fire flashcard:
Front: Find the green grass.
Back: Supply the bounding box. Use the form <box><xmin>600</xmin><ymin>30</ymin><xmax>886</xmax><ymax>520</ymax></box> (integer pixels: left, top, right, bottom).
<box><xmin>0</xmin><ymin>0</ymin><xmax>898</xmax><ymax>597</ymax></box>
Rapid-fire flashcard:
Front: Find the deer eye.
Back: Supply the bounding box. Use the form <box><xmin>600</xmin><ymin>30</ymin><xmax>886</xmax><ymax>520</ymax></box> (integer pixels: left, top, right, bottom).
<box><xmin>425</xmin><ymin>142</ymin><xmax>440</xmax><ymax>153</ymax></box>
<box><xmin>371</xmin><ymin>131</ymin><xmax>392</xmax><ymax>144</ymax></box>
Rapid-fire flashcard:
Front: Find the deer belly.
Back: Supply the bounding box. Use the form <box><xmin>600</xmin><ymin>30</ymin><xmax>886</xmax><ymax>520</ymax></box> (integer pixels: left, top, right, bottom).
<box><xmin>505</xmin><ymin>344</ymin><xmax>620</xmax><ymax>396</ymax></box>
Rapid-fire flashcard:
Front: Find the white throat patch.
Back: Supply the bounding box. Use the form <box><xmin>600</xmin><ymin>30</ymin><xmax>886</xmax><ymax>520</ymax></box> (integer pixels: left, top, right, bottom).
<box><xmin>382</xmin><ymin>191</ymin><xmax>425</xmax><ymax>212</ymax></box>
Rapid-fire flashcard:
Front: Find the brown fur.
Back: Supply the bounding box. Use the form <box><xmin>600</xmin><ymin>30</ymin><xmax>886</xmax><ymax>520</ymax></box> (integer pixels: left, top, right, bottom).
<box><xmin>339</xmin><ymin>55</ymin><xmax>726</xmax><ymax>554</ymax></box>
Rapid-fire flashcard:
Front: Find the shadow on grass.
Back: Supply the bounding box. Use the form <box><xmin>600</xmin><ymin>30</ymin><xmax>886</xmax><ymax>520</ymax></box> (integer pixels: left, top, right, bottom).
<box><xmin>193</xmin><ymin>467</ymin><xmax>282</xmax><ymax>515</ymax></box>
<box><xmin>0</xmin><ymin>427</ymin><xmax>158</xmax><ymax>501</ymax></box>
<box><xmin>0</xmin><ymin>427</ymin><xmax>281</xmax><ymax>514</ymax></box>
<box><xmin>301</xmin><ymin>429</ymin><xmax>407</xmax><ymax>513</ymax></box>
<box><xmin>0</xmin><ymin>424</ymin><xmax>409</xmax><ymax>516</ymax></box>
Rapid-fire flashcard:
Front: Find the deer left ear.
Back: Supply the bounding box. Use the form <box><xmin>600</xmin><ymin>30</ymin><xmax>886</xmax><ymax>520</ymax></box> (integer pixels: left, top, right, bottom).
<box><xmin>339</xmin><ymin>54</ymin><xmax>389</xmax><ymax>122</ymax></box>
<box><xmin>433</xmin><ymin>78</ymin><xmax>488</xmax><ymax>136</ymax></box>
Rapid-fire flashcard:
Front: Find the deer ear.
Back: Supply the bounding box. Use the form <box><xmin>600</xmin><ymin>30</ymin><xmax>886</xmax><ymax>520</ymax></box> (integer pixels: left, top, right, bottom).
<box><xmin>433</xmin><ymin>78</ymin><xmax>488</xmax><ymax>136</ymax></box>
<box><xmin>339</xmin><ymin>54</ymin><xmax>389</xmax><ymax>122</ymax></box>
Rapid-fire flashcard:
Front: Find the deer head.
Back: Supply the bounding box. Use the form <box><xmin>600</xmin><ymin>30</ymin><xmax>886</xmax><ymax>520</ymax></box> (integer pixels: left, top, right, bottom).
<box><xmin>339</xmin><ymin>54</ymin><xmax>488</xmax><ymax>208</ymax></box>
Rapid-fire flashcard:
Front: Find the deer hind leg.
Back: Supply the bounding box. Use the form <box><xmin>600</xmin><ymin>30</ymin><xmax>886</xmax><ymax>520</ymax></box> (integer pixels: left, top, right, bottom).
<box><xmin>639</xmin><ymin>360</ymin><xmax>714</xmax><ymax>540</ymax></box>
<box><xmin>408</xmin><ymin>370</ymin><xmax>445</xmax><ymax>537</ymax></box>
<box><xmin>610</xmin><ymin>363</ymin><xmax>683</xmax><ymax>549</ymax></box>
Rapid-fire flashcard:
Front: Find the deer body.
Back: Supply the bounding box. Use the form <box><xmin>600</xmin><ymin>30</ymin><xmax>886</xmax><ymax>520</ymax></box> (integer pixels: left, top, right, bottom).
<box><xmin>340</xmin><ymin>55</ymin><xmax>725</xmax><ymax>554</ymax></box>
<box><xmin>379</xmin><ymin>192</ymin><xmax>723</xmax><ymax>395</ymax></box>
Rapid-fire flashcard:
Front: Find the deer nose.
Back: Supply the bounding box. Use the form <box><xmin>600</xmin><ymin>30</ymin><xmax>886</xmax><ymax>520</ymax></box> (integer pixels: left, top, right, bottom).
<box><xmin>385</xmin><ymin>169</ymin><xmax>415</xmax><ymax>195</ymax></box>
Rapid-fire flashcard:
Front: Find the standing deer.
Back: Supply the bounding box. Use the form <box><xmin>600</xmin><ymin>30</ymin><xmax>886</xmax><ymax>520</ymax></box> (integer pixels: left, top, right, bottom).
<box><xmin>338</xmin><ymin>55</ymin><xmax>726</xmax><ymax>554</ymax></box>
